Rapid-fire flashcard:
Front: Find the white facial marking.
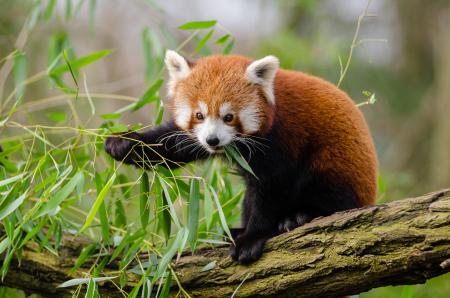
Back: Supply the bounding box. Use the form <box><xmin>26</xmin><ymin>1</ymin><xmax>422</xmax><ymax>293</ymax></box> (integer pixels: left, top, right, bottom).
<box><xmin>165</xmin><ymin>50</ymin><xmax>191</xmax><ymax>96</ymax></box>
<box><xmin>239</xmin><ymin>103</ymin><xmax>261</xmax><ymax>134</ymax></box>
<box><xmin>198</xmin><ymin>101</ymin><xmax>208</xmax><ymax>115</ymax></box>
<box><xmin>173</xmin><ymin>100</ymin><xmax>192</xmax><ymax>129</ymax></box>
<box><xmin>193</xmin><ymin>117</ymin><xmax>236</xmax><ymax>153</ymax></box>
<box><xmin>219</xmin><ymin>102</ymin><xmax>233</xmax><ymax>117</ymax></box>
<box><xmin>245</xmin><ymin>55</ymin><xmax>279</xmax><ymax>105</ymax></box>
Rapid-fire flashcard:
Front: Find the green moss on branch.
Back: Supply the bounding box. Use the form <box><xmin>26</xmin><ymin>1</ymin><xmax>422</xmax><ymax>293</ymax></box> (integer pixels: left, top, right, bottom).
<box><xmin>1</xmin><ymin>189</ymin><xmax>450</xmax><ymax>297</ymax></box>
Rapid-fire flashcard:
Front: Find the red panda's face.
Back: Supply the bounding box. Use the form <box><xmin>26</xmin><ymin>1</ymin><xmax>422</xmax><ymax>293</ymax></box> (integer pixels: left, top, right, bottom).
<box><xmin>165</xmin><ymin>51</ymin><xmax>278</xmax><ymax>153</ymax></box>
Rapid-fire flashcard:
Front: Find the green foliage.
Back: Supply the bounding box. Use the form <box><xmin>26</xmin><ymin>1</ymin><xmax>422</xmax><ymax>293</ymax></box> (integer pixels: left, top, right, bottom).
<box><xmin>187</xmin><ymin>179</ymin><xmax>200</xmax><ymax>249</ymax></box>
<box><xmin>140</xmin><ymin>172</ymin><xmax>151</xmax><ymax>230</ymax></box>
<box><xmin>12</xmin><ymin>52</ymin><xmax>27</xmax><ymax>101</ymax></box>
<box><xmin>0</xmin><ymin>3</ymin><xmax>241</xmax><ymax>297</ymax></box>
<box><xmin>178</xmin><ymin>20</ymin><xmax>217</xmax><ymax>30</ymax></box>
<box><xmin>224</xmin><ymin>145</ymin><xmax>257</xmax><ymax>178</ymax></box>
<box><xmin>361</xmin><ymin>273</ymin><xmax>450</xmax><ymax>298</ymax></box>
<box><xmin>80</xmin><ymin>173</ymin><xmax>115</xmax><ymax>232</ymax></box>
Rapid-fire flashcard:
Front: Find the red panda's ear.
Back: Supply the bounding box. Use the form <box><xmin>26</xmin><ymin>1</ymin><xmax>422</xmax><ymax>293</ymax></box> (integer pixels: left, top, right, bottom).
<box><xmin>165</xmin><ymin>50</ymin><xmax>192</xmax><ymax>96</ymax></box>
<box><xmin>245</xmin><ymin>56</ymin><xmax>279</xmax><ymax>105</ymax></box>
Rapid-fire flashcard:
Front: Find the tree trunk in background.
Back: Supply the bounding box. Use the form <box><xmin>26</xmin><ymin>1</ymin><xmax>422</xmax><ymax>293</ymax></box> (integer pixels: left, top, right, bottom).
<box><xmin>429</xmin><ymin>8</ymin><xmax>450</xmax><ymax>189</ymax></box>
<box><xmin>383</xmin><ymin>0</ymin><xmax>450</xmax><ymax>194</ymax></box>
<box><xmin>394</xmin><ymin>0</ymin><xmax>435</xmax><ymax>82</ymax></box>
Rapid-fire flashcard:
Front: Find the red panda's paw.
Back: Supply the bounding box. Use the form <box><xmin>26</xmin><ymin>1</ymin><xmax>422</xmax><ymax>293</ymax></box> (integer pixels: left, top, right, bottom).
<box><xmin>277</xmin><ymin>212</ymin><xmax>313</xmax><ymax>233</ymax></box>
<box><xmin>229</xmin><ymin>232</ymin><xmax>268</xmax><ymax>264</ymax></box>
<box><xmin>104</xmin><ymin>132</ymin><xmax>140</xmax><ymax>162</ymax></box>
<box><xmin>225</xmin><ymin>228</ymin><xmax>244</xmax><ymax>244</ymax></box>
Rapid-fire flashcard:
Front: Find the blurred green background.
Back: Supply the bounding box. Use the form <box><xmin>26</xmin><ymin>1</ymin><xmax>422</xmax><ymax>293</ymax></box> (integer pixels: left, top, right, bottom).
<box><xmin>1</xmin><ymin>0</ymin><xmax>450</xmax><ymax>297</ymax></box>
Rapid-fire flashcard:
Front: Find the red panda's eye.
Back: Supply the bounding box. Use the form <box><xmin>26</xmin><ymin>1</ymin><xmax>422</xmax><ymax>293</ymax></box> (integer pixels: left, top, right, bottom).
<box><xmin>223</xmin><ymin>114</ymin><xmax>234</xmax><ymax>123</ymax></box>
<box><xmin>196</xmin><ymin>112</ymin><xmax>204</xmax><ymax>120</ymax></box>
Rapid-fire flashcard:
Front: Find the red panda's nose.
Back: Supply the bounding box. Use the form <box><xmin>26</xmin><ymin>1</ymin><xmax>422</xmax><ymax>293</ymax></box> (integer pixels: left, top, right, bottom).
<box><xmin>206</xmin><ymin>135</ymin><xmax>220</xmax><ymax>147</ymax></box>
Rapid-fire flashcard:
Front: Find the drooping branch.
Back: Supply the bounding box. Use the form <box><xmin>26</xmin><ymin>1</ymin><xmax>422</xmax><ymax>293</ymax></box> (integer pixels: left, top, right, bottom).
<box><xmin>1</xmin><ymin>189</ymin><xmax>450</xmax><ymax>297</ymax></box>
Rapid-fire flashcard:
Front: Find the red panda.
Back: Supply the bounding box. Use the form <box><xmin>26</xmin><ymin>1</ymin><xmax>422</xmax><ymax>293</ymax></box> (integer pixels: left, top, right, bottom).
<box><xmin>105</xmin><ymin>50</ymin><xmax>378</xmax><ymax>264</ymax></box>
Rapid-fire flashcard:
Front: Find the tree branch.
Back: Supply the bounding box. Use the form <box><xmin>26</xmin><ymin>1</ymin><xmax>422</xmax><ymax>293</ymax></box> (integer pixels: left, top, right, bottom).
<box><xmin>1</xmin><ymin>189</ymin><xmax>450</xmax><ymax>297</ymax></box>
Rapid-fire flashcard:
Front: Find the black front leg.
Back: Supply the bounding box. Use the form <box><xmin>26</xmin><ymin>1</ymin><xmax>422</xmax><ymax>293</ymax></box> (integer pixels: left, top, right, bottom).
<box><xmin>230</xmin><ymin>190</ymin><xmax>279</xmax><ymax>264</ymax></box>
<box><xmin>228</xmin><ymin>187</ymin><xmax>255</xmax><ymax>240</ymax></box>
<box><xmin>104</xmin><ymin>121</ymin><xmax>209</xmax><ymax>169</ymax></box>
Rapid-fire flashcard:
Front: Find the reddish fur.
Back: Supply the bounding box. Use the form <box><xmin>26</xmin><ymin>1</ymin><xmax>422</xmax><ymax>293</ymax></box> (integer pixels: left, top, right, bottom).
<box><xmin>171</xmin><ymin>56</ymin><xmax>274</xmax><ymax>134</ymax></box>
<box><xmin>274</xmin><ymin>70</ymin><xmax>378</xmax><ymax>206</ymax></box>
<box><xmin>170</xmin><ymin>55</ymin><xmax>378</xmax><ymax>206</ymax></box>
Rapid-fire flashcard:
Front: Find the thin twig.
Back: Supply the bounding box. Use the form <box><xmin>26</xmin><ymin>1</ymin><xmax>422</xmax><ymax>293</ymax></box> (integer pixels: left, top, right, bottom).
<box><xmin>337</xmin><ymin>0</ymin><xmax>372</xmax><ymax>87</ymax></box>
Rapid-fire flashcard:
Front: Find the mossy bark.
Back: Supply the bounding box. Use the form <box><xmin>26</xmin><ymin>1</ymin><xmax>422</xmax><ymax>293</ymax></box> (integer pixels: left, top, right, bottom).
<box><xmin>1</xmin><ymin>189</ymin><xmax>450</xmax><ymax>297</ymax></box>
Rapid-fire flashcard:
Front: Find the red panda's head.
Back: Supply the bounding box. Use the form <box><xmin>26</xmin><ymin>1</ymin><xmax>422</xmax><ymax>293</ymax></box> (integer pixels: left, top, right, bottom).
<box><xmin>164</xmin><ymin>50</ymin><xmax>278</xmax><ymax>153</ymax></box>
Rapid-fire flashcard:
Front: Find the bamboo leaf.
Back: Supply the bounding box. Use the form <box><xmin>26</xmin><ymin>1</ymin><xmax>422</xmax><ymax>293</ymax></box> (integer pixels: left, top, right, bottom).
<box><xmin>141</xmin><ymin>278</ymin><xmax>153</xmax><ymax>298</ymax></box>
<box><xmin>110</xmin><ymin>229</ymin><xmax>146</xmax><ymax>262</ymax></box>
<box><xmin>201</xmin><ymin>260</ymin><xmax>216</xmax><ymax>272</ymax></box>
<box><xmin>19</xmin><ymin>218</ymin><xmax>47</xmax><ymax>248</ymax></box>
<box><xmin>132</xmin><ymin>79</ymin><xmax>163</xmax><ymax>111</ymax></box>
<box><xmin>49</xmin><ymin>49</ymin><xmax>112</xmax><ymax>76</ymax></box>
<box><xmin>115</xmin><ymin>175</ymin><xmax>129</xmax><ymax>228</ymax></box>
<box><xmin>141</xmin><ymin>27</ymin><xmax>162</xmax><ymax>81</ymax></box>
<box><xmin>0</xmin><ymin>173</ymin><xmax>26</xmax><ymax>187</ymax></box>
<box><xmin>65</xmin><ymin>0</ymin><xmax>72</xmax><ymax>19</ymax></box>
<box><xmin>203</xmin><ymin>184</ymin><xmax>214</xmax><ymax>230</ymax></box>
<box><xmin>195</xmin><ymin>30</ymin><xmax>213</xmax><ymax>53</ymax></box>
<box><xmin>159</xmin><ymin>272</ymin><xmax>172</xmax><ymax>298</ymax></box>
<box><xmin>224</xmin><ymin>145</ymin><xmax>257</xmax><ymax>178</ymax></box>
<box><xmin>0</xmin><ymin>237</ymin><xmax>10</xmax><ymax>255</ymax></box>
<box><xmin>92</xmin><ymin>257</ymin><xmax>109</xmax><ymax>277</ymax></box>
<box><xmin>128</xmin><ymin>276</ymin><xmax>144</xmax><ymax>298</ymax></box>
<box><xmin>58</xmin><ymin>276</ymin><xmax>117</xmax><ymax>288</ymax></box>
<box><xmin>85</xmin><ymin>278</ymin><xmax>99</xmax><ymax>298</ymax></box>
<box><xmin>46</xmin><ymin>111</ymin><xmax>66</xmax><ymax>123</ymax></box>
<box><xmin>154</xmin><ymin>228</ymin><xmax>186</xmax><ymax>281</ymax></box>
<box><xmin>109</xmin><ymin>123</ymin><xmax>128</xmax><ymax>133</ymax></box>
<box><xmin>188</xmin><ymin>179</ymin><xmax>200</xmax><ymax>250</ymax></box>
<box><xmin>80</xmin><ymin>173</ymin><xmax>116</xmax><ymax>232</ymax></box>
<box><xmin>0</xmin><ymin>192</ymin><xmax>27</xmax><ymax>221</ymax></box>
<box><xmin>115</xmin><ymin>199</ymin><xmax>127</xmax><ymax>228</ymax></box>
<box><xmin>48</xmin><ymin>165</ymin><xmax>73</xmax><ymax>194</ymax></box>
<box><xmin>155</xmin><ymin>180</ymin><xmax>171</xmax><ymax>241</ymax></box>
<box><xmin>0</xmin><ymin>157</ymin><xmax>17</xmax><ymax>173</ymax></box>
<box><xmin>35</xmin><ymin>171</ymin><xmax>84</xmax><ymax>218</ymax></box>
<box><xmin>209</xmin><ymin>186</ymin><xmax>233</xmax><ymax>243</ymax></box>
<box><xmin>101</xmin><ymin>113</ymin><xmax>121</xmax><ymax>120</ymax></box>
<box><xmin>1</xmin><ymin>246</ymin><xmax>14</xmax><ymax>279</ymax></box>
<box><xmin>62</xmin><ymin>49</ymin><xmax>79</xmax><ymax>97</ymax></box>
<box><xmin>178</xmin><ymin>20</ymin><xmax>217</xmax><ymax>30</ymax></box>
<box><xmin>223</xmin><ymin>39</ymin><xmax>235</xmax><ymax>55</ymax></box>
<box><xmin>44</xmin><ymin>0</ymin><xmax>57</xmax><ymax>20</ymax></box>
<box><xmin>46</xmin><ymin>52</ymin><xmax>62</xmax><ymax>74</ymax></box>
<box><xmin>119</xmin><ymin>236</ymin><xmax>145</xmax><ymax>271</ymax></box>
<box><xmin>198</xmin><ymin>238</ymin><xmax>229</xmax><ymax>245</ymax></box>
<box><xmin>140</xmin><ymin>172</ymin><xmax>150</xmax><ymax>230</ymax></box>
<box><xmin>71</xmin><ymin>243</ymin><xmax>97</xmax><ymax>273</ymax></box>
<box><xmin>158</xmin><ymin>177</ymin><xmax>180</xmax><ymax>228</ymax></box>
<box><xmin>155</xmin><ymin>104</ymin><xmax>164</xmax><ymax>125</ymax></box>
<box><xmin>95</xmin><ymin>173</ymin><xmax>110</xmax><ymax>244</ymax></box>
<box><xmin>215</xmin><ymin>34</ymin><xmax>230</xmax><ymax>45</ymax></box>
<box><xmin>13</xmin><ymin>51</ymin><xmax>27</xmax><ymax>101</ymax></box>
<box><xmin>88</xmin><ymin>0</ymin><xmax>96</xmax><ymax>32</ymax></box>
